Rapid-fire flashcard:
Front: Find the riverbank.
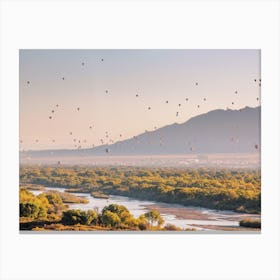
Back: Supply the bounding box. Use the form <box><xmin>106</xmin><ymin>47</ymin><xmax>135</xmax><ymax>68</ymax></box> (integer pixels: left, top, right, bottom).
<box><xmin>27</xmin><ymin>186</ymin><xmax>260</xmax><ymax>231</ymax></box>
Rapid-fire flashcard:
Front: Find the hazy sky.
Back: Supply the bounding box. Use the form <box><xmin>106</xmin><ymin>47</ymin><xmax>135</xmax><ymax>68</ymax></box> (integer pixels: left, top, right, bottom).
<box><xmin>20</xmin><ymin>49</ymin><xmax>261</xmax><ymax>150</ymax></box>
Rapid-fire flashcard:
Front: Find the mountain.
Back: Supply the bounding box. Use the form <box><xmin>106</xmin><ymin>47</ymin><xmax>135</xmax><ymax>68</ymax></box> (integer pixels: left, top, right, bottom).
<box><xmin>21</xmin><ymin>106</ymin><xmax>261</xmax><ymax>158</ymax></box>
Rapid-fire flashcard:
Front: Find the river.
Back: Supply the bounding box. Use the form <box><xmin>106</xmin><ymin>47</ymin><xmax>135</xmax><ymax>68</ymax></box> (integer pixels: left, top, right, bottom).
<box><xmin>31</xmin><ymin>187</ymin><xmax>260</xmax><ymax>231</ymax></box>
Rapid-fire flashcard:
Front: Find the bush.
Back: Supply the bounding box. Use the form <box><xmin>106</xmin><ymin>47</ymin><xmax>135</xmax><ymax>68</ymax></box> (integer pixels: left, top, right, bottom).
<box><xmin>239</xmin><ymin>219</ymin><xmax>261</xmax><ymax>228</ymax></box>
<box><xmin>62</xmin><ymin>209</ymin><xmax>98</xmax><ymax>225</ymax></box>
<box><xmin>163</xmin><ymin>224</ymin><xmax>181</xmax><ymax>231</ymax></box>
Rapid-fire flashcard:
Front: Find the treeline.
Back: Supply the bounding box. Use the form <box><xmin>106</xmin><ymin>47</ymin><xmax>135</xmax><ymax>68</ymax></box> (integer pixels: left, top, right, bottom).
<box><xmin>20</xmin><ymin>166</ymin><xmax>261</xmax><ymax>213</ymax></box>
<box><xmin>19</xmin><ymin>188</ymin><xmax>173</xmax><ymax>231</ymax></box>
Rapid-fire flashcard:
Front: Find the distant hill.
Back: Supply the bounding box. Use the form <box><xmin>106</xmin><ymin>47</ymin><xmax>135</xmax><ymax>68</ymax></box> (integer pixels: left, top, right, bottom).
<box><xmin>21</xmin><ymin>106</ymin><xmax>261</xmax><ymax>158</ymax></box>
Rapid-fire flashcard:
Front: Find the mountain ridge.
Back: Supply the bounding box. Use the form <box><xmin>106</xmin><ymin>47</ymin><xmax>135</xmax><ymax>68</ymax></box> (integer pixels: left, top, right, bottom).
<box><xmin>21</xmin><ymin>106</ymin><xmax>261</xmax><ymax>157</ymax></box>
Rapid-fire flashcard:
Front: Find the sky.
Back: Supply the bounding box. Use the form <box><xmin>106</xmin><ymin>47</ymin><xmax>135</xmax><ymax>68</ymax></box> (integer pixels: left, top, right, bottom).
<box><xmin>19</xmin><ymin>49</ymin><xmax>261</xmax><ymax>151</ymax></box>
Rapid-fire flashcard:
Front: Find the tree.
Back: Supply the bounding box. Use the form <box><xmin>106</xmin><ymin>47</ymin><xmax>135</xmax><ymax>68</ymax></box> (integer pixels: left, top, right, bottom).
<box><xmin>20</xmin><ymin>202</ymin><xmax>47</xmax><ymax>219</ymax></box>
<box><xmin>144</xmin><ymin>209</ymin><xmax>164</xmax><ymax>229</ymax></box>
<box><xmin>101</xmin><ymin>204</ymin><xmax>137</xmax><ymax>227</ymax></box>
<box><xmin>101</xmin><ymin>210</ymin><xmax>121</xmax><ymax>228</ymax></box>
<box><xmin>82</xmin><ymin>210</ymin><xmax>98</xmax><ymax>225</ymax></box>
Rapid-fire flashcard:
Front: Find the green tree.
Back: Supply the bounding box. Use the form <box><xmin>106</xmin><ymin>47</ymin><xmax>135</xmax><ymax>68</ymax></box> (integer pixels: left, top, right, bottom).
<box><xmin>101</xmin><ymin>210</ymin><xmax>121</xmax><ymax>228</ymax></box>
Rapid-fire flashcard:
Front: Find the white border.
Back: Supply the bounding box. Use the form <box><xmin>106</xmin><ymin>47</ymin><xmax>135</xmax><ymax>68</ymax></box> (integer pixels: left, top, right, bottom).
<box><xmin>1</xmin><ymin>1</ymin><xmax>279</xmax><ymax>280</ymax></box>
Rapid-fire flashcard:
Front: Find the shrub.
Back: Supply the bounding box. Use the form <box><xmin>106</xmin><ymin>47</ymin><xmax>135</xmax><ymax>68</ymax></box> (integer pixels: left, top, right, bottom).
<box><xmin>239</xmin><ymin>219</ymin><xmax>261</xmax><ymax>228</ymax></box>
<box><xmin>62</xmin><ymin>209</ymin><xmax>98</xmax><ymax>225</ymax></box>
